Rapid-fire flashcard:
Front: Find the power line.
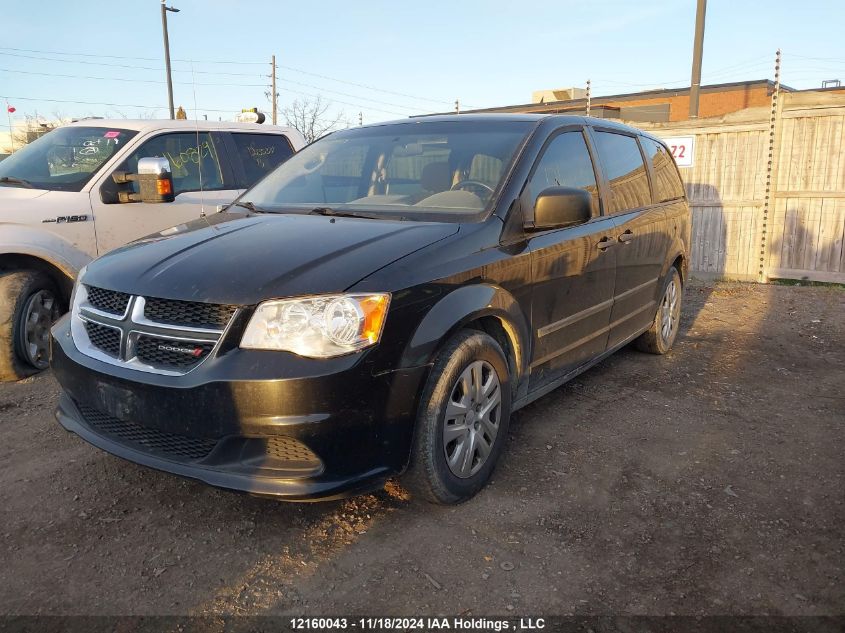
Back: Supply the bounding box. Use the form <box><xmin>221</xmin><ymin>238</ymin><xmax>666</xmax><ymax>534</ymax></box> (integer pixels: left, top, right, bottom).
<box><xmin>0</xmin><ymin>51</ymin><xmax>264</xmax><ymax>77</ymax></box>
<box><xmin>0</xmin><ymin>45</ymin><xmax>265</xmax><ymax>65</ymax></box>
<box><xmin>0</xmin><ymin>67</ymin><xmax>268</xmax><ymax>88</ymax></box>
<box><xmin>0</xmin><ymin>47</ymin><xmax>460</xmax><ymax>108</ymax></box>
<box><xmin>276</xmin><ymin>63</ymin><xmax>468</xmax><ymax>107</ymax></box>
<box><xmin>0</xmin><ymin>94</ymin><xmax>231</xmax><ymax>113</ymax></box>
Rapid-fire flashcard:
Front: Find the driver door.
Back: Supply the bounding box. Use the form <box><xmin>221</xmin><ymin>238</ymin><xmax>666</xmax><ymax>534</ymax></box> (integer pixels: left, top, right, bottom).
<box><xmin>90</xmin><ymin>131</ymin><xmax>239</xmax><ymax>254</ymax></box>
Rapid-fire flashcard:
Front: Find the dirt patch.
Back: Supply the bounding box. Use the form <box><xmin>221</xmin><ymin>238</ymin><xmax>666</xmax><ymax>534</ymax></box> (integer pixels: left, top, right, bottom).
<box><xmin>1</xmin><ymin>282</ymin><xmax>842</xmax><ymax>616</ymax></box>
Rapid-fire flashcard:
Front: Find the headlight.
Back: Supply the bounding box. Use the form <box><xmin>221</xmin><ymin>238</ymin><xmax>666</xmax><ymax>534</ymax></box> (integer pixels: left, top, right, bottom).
<box><xmin>69</xmin><ymin>265</ymin><xmax>88</xmax><ymax>316</ymax></box>
<box><xmin>240</xmin><ymin>293</ymin><xmax>390</xmax><ymax>358</ymax></box>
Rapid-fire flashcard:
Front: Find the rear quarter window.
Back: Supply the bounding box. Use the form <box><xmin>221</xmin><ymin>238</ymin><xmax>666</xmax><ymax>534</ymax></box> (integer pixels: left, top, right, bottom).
<box><xmin>231</xmin><ymin>133</ymin><xmax>295</xmax><ymax>187</ymax></box>
<box><xmin>641</xmin><ymin>137</ymin><xmax>686</xmax><ymax>202</ymax></box>
<box><xmin>593</xmin><ymin>131</ymin><xmax>652</xmax><ymax>213</ymax></box>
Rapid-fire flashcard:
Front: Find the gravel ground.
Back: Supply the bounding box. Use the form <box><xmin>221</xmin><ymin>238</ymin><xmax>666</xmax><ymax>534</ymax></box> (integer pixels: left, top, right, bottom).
<box><xmin>1</xmin><ymin>281</ymin><xmax>842</xmax><ymax>617</ymax></box>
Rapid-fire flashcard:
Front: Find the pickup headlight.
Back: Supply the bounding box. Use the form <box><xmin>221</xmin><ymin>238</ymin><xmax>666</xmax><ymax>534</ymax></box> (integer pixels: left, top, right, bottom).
<box><xmin>69</xmin><ymin>265</ymin><xmax>88</xmax><ymax>316</ymax></box>
<box><xmin>240</xmin><ymin>293</ymin><xmax>390</xmax><ymax>358</ymax></box>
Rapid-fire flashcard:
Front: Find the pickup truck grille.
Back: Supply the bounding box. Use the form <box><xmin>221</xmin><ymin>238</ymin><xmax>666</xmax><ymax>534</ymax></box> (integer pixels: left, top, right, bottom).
<box><xmin>73</xmin><ymin>285</ymin><xmax>239</xmax><ymax>375</ymax></box>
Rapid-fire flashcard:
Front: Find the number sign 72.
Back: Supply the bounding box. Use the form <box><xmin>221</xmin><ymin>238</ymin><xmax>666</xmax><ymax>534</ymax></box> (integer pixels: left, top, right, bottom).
<box><xmin>662</xmin><ymin>136</ymin><xmax>695</xmax><ymax>167</ymax></box>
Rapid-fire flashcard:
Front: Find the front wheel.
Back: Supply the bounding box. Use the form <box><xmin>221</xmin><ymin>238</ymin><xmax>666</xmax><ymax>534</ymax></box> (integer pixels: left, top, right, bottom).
<box><xmin>0</xmin><ymin>271</ymin><xmax>63</xmax><ymax>381</ymax></box>
<box><xmin>635</xmin><ymin>266</ymin><xmax>682</xmax><ymax>355</ymax></box>
<box><xmin>404</xmin><ymin>330</ymin><xmax>512</xmax><ymax>504</ymax></box>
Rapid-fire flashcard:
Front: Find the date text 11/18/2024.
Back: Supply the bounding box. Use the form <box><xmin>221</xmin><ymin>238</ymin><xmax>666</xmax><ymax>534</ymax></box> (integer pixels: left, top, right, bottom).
<box><xmin>289</xmin><ymin>616</ymin><xmax>548</xmax><ymax>631</ymax></box>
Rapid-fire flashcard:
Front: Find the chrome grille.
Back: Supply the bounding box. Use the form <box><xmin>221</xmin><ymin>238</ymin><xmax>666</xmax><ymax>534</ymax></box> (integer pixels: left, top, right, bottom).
<box><xmin>73</xmin><ymin>285</ymin><xmax>237</xmax><ymax>375</ymax></box>
<box><xmin>135</xmin><ymin>335</ymin><xmax>215</xmax><ymax>369</ymax></box>
<box><xmin>85</xmin><ymin>285</ymin><xmax>130</xmax><ymax>315</ymax></box>
<box><xmin>77</xmin><ymin>403</ymin><xmax>217</xmax><ymax>461</ymax></box>
<box><xmin>83</xmin><ymin>321</ymin><xmax>121</xmax><ymax>357</ymax></box>
<box><xmin>144</xmin><ymin>297</ymin><xmax>237</xmax><ymax>329</ymax></box>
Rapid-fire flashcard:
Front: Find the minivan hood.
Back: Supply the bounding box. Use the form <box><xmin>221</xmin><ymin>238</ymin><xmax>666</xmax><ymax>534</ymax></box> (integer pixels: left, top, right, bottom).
<box><xmin>82</xmin><ymin>212</ymin><xmax>459</xmax><ymax>305</ymax></box>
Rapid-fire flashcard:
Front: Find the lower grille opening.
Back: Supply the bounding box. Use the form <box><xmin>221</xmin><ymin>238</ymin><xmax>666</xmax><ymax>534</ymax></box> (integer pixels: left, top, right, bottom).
<box><xmin>134</xmin><ymin>336</ymin><xmax>215</xmax><ymax>369</ymax></box>
<box><xmin>84</xmin><ymin>321</ymin><xmax>121</xmax><ymax>357</ymax></box>
<box><xmin>266</xmin><ymin>436</ymin><xmax>322</xmax><ymax>470</ymax></box>
<box><xmin>77</xmin><ymin>403</ymin><xmax>217</xmax><ymax>461</ymax></box>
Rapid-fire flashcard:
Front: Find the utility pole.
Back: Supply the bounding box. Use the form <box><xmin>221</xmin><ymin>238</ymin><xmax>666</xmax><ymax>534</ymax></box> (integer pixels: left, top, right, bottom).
<box><xmin>160</xmin><ymin>1</ymin><xmax>180</xmax><ymax>119</ymax></box>
<box><xmin>689</xmin><ymin>0</ymin><xmax>707</xmax><ymax>119</ymax></box>
<box><xmin>271</xmin><ymin>55</ymin><xmax>278</xmax><ymax>125</ymax></box>
<box><xmin>585</xmin><ymin>79</ymin><xmax>591</xmax><ymax>117</ymax></box>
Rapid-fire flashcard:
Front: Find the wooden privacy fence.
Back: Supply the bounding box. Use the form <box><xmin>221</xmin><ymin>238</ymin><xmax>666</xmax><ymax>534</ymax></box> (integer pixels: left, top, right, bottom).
<box><xmin>632</xmin><ymin>91</ymin><xmax>845</xmax><ymax>283</ymax></box>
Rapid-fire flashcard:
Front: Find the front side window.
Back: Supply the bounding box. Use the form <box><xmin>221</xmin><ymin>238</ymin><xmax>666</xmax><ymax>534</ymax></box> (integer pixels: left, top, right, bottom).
<box><xmin>230</xmin><ymin>133</ymin><xmax>294</xmax><ymax>187</ymax></box>
<box><xmin>526</xmin><ymin>131</ymin><xmax>600</xmax><ymax>216</ymax></box>
<box><xmin>242</xmin><ymin>120</ymin><xmax>533</xmax><ymax>221</ymax></box>
<box><xmin>641</xmin><ymin>137</ymin><xmax>686</xmax><ymax>202</ymax></box>
<box><xmin>0</xmin><ymin>126</ymin><xmax>137</xmax><ymax>192</ymax></box>
<box><xmin>120</xmin><ymin>132</ymin><xmax>224</xmax><ymax>196</ymax></box>
<box><xmin>593</xmin><ymin>131</ymin><xmax>651</xmax><ymax>213</ymax></box>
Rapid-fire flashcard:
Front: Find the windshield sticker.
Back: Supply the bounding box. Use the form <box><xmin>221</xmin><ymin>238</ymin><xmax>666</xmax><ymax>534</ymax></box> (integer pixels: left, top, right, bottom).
<box><xmin>103</xmin><ymin>130</ymin><xmax>121</xmax><ymax>139</ymax></box>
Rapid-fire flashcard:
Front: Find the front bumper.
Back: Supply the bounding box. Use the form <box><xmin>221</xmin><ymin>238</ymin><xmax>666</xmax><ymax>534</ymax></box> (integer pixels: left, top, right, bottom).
<box><xmin>50</xmin><ymin>314</ymin><xmax>429</xmax><ymax>501</ymax></box>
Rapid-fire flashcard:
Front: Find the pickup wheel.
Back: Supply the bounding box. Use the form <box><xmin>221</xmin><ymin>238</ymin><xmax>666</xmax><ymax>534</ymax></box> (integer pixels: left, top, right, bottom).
<box><xmin>0</xmin><ymin>271</ymin><xmax>62</xmax><ymax>381</ymax></box>
<box><xmin>636</xmin><ymin>266</ymin><xmax>682</xmax><ymax>355</ymax></box>
<box><xmin>404</xmin><ymin>330</ymin><xmax>512</xmax><ymax>504</ymax></box>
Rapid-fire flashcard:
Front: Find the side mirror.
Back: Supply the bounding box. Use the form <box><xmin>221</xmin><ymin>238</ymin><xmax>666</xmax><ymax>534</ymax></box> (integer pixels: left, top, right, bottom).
<box><xmin>527</xmin><ymin>186</ymin><xmax>592</xmax><ymax>231</ymax></box>
<box><xmin>112</xmin><ymin>157</ymin><xmax>175</xmax><ymax>204</ymax></box>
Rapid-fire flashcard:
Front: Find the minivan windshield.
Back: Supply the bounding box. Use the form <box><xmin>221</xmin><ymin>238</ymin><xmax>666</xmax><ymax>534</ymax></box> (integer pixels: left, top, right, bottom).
<box><xmin>244</xmin><ymin>120</ymin><xmax>534</xmax><ymax>220</ymax></box>
<box><xmin>0</xmin><ymin>126</ymin><xmax>137</xmax><ymax>192</ymax></box>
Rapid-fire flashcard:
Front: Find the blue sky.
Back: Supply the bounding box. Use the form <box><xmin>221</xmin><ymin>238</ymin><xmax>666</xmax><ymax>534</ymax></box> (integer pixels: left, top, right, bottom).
<box><xmin>1</xmin><ymin>0</ymin><xmax>843</xmax><ymax>125</ymax></box>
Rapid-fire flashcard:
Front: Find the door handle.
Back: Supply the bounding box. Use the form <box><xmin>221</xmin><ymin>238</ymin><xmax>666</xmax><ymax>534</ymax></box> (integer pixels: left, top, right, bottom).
<box><xmin>618</xmin><ymin>230</ymin><xmax>634</xmax><ymax>244</ymax></box>
<box><xmin>596</xmin><ymin>237</ymin><xmax>615</xmax><ymax>251</ymax></box>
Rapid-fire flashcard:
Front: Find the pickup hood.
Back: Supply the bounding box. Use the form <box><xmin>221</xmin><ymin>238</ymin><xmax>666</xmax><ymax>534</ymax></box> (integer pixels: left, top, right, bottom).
<box><xmin>0</xmin><ymin>187</ymin><xmax>51</xmax><ymax>202</ymax></box>
<box><xmin>82</xmin><ymin>212</ymin><xmax>458</xmax><ymax>305</ymax></box>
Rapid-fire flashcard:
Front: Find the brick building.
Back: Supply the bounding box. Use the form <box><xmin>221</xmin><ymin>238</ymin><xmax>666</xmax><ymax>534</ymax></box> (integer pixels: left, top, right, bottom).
<box><xmin>457</xmin><ymin>79</ymin><xmax>793</xmax><ymax>122</ymax></box>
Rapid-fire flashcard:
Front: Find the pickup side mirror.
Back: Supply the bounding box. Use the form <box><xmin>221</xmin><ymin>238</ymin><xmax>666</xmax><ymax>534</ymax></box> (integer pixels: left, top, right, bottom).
<box><xmin>112</xmin><ymin>157</ymin><xmax>175</xmax><ymax>204</ymax></box>
<box><xmin>527</xmin><ymin>186</ymin><xmax>592</xmax><ymax>231</ymax></box>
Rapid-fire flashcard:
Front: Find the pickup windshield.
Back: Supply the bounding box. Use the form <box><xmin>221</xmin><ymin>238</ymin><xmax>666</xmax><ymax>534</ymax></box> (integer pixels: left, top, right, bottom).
<box><xmin>244</xmin><ymin>120</ymin><xmax>534</xmax><ymax>221</ymax></box>
<box><xmin>0</xmin><ymin>126</ymin><xmax>137</xmax><ymax>192</ymax></box>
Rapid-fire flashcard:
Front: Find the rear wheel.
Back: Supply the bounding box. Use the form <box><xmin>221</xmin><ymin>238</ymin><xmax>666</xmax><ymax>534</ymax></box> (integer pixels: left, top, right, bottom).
<box><xmin>0</xmin><ymin>271</ymin><xmax>62</xmax><ymax>381</ymax></box>
<box><xmin>404</xmin><ymin>330</ymin><xmax>512</xmax><ymax>504</ymax></box>
<box><xmin>635</xmin><ymin>266</ymin><xmax>682</xmax><ymax>355</ymax></box>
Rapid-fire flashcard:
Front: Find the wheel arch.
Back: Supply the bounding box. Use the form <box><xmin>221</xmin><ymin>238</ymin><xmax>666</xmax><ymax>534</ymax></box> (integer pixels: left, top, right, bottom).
<box><xmin>0</xmin><ymin>252</ymin><xmax>75</xmax><ymax>304</ymax></box>
<box><xmin>399</xmin><ymin>283</ymin><xmax>531</xmax><ymax>397</ymax></box>
<box><xmin>661</xmin><ymin>241</ymin><xmax>688</xmax><ymax>286</ymax></box>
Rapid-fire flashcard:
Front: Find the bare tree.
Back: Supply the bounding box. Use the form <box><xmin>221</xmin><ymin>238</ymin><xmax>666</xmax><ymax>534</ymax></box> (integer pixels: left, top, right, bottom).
<box><xmin>11</xmin><ymin>112</ymin><xmax>70</xmax><ymax>147</ymax></box>
<box><xmin>282</xmin><ymin>96</ymin><xmax>345</xmax><ymax>143</ymax></box>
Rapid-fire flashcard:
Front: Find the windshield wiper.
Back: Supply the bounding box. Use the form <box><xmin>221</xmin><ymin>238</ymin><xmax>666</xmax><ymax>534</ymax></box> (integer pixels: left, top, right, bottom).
<box><xmin>228</xmin><ymin>201</ymin><xmax>267</xmax><ymax>213</ymax></box>
<box><xmin>308</xmin><ymin>207</ymin><xmax>380</xmax><ymax>219</ymax></box>
<box><xmin>0</xmin><ymin>176</ymin><xmax>35</xmax><ymax>189</ymax></box>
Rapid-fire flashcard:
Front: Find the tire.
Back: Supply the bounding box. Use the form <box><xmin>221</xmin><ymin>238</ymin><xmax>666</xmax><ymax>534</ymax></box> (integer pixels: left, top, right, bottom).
<box><xmin>404</xmin><ymin>329</ymin><xmax>512</xmax><ymax>504</ymax></box>
<box><xmin>0</xmin><ymin>270</ymin><xmax>63</xmax><ymax>382</ymax></box>
<box><xmin>635</xmin><ymin>266</ymin><xmax>682</xmax><ymax>355</ymax></box>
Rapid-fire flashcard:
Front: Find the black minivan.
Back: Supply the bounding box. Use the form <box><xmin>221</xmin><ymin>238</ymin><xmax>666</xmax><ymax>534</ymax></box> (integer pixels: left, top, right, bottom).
<box><xmin>51</xmin><ymin>114</ymin><xmax>690</xmax><ymax>504</ymax></box>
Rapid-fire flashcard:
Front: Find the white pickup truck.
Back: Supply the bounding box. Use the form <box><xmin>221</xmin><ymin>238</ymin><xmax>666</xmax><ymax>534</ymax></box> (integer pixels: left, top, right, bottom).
<box><xmin>0</xmin><ymin>118</ymin><xmax>305</xmax><ymax>380</ymax></box>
